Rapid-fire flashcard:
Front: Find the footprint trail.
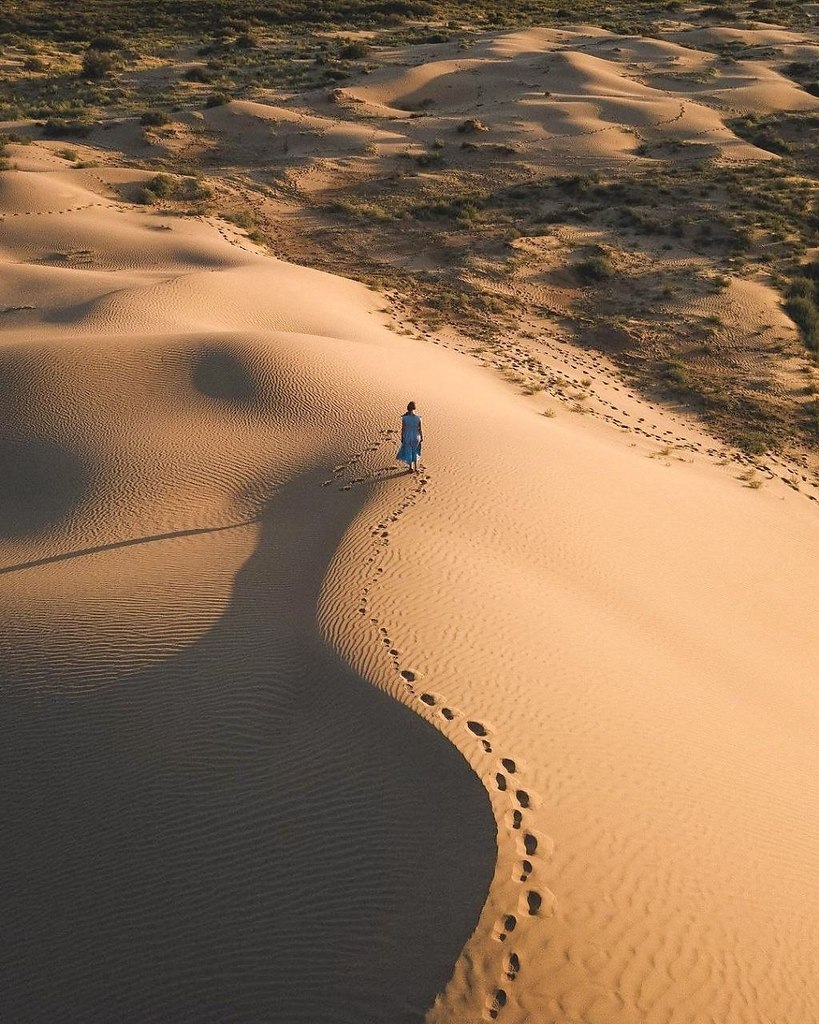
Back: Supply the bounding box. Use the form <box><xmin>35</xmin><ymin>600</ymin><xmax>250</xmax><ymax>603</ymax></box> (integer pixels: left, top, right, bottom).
<box><xmin>323</xmin><ymin>433</ymin><xmax>555</xmax><ymax>1021</ymax></box>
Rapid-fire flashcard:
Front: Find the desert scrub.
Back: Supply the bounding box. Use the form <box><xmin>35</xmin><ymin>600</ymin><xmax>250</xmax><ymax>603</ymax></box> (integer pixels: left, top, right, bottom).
<box><xmin>41</xmin><ymin>118</ymin><xmax>92</xmax><ymax>137</ymax></box>
<box><xmin>140</xmin><ymin>109</ymin><xmax>170</xmax><ymax>126</ymax></box>
<box><xmin>786</xmin><ymin>262</ymin><xmax>819</xmax><ymax>354</ymax></box>
<box><xmin>225</xmin><ymin>208</ymin><xmax>257</xmax><ymax>230</ymax></box>
<box><xmin>137</xmin><ymin>173</ymin><xmax>211</xmax><ymax>205</ymax></box>
<box><xmin>80</xmin><ymin>49</ymin><xmax>116</xmax><ymax>80</ymax></box>
<box><xmin>729</xmin><ymin>114</ymin><xmax>791</xmax><ymax>156</ymax></box>
<box><xmin>575</xmin><ymin>253</ymin><xmax>614</xmax><ymax>282</ymax></box>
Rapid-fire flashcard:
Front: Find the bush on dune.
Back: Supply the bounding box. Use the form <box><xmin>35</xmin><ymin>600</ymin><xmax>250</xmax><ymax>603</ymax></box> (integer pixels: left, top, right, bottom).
<box><xmin>786</xmin><ymin>263</ymin><xmax>819</xmax><ymax>353</ymax></box>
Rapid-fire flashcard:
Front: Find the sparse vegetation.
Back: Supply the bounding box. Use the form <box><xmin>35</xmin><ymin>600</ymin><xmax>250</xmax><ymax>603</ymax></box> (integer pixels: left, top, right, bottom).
<box><xmin>0</xmin><ymin>0</ymin><xmax>818</xmax><ymax>461</ymax></box>
<box><xmin>41</xmin><ymin>118</ymin><xmax>92</xmax><ymax>138</ymax></box>
<box><xmin>137</xmin><ymin>173</ymin><xmax>212</xmax><ymax>205</ymax></box>
<box><xmin>80</xmin><ymin>49</ymin><xmax>115</xmax><ymax>80</ymax></box>
<box><xmin>786</xmin><ymin>262</ymin><xmax>819</xmax><ymax>354</ymax></box>
<box><xmin>575</xmin><ymin>253</ymin><xmax>613</xmax><ymax>283</ymax></box>
<box><xmin>140</xmin><ymin>109</ymin><xmax>170</xmax><ymax>126</ymax></box>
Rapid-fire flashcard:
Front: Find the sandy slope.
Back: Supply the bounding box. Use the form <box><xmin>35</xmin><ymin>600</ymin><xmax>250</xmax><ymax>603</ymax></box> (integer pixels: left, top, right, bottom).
<box><xmin>0</xmin><ymin>168</ymin><xmax>497</xmax><ymax>1024</ymax></box>
<box><xmin>2</xmin><ymin>21</ymin><xmax>819</xmax><ymax>1024</ymax></box>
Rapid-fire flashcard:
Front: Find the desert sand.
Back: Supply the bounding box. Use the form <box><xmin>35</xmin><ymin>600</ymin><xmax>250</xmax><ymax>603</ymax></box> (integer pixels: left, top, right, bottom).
<box><xmin>2</xmin><ymin>22</ymin><xmax>819</xmax><ymax>1024</ymax></box>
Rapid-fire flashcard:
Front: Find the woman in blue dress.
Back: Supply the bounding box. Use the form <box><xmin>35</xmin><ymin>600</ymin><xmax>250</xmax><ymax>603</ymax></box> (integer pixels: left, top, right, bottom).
<box><xmin>396</xmin><ymin>401</ymin><xmax>423</xmax><ymax>473</ymax></box>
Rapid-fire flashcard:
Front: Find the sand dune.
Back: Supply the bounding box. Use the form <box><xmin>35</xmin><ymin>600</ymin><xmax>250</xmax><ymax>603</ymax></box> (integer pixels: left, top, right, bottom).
<box><xmin>305</xmin><ymin>26</ymin><xmax>814</xmax><ymax>170</ymax></box>
<box><xmin>0</xmin><ymin>168</ymin><xmax>497</xmax><ymax>1022</ymax></box>
<box><xmin>3</xmin><ymin>19</ymin><xmax>819</xmax><ymax>1024</ymax></box>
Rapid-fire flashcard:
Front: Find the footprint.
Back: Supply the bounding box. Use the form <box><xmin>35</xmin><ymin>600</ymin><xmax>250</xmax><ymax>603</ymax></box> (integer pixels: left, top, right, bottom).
<box><xmin>467</xmin><ymin>720</ymin><xmax>488</xmax><ymax>737</ymax></box>
<box><xmin>495</xmin><ymin>773</ymin><xmax>507</xmax><ymax>792</ymax></box>
<box><xmin>495</xmin><ymin>914</ymin><xmax>517</xmax><ymax>942</ymax></box>
<box><xmin>506</xmin><ymin>953</ymin><xmax>520</xmax><ymax>981</ymax></box>
<box><xmin>520</xmin><ymin>860</ymin><xmax>532</xmax><ymax>882</ymax></box>
<box><xmin>501</xmin><ymin>758</ymin><xmax>517</xmax><ymax>774</ymax></box>
<box><xmin>515</xmin><ymin>790</ymin><xmax>530</xmax><ymax>809</ymax></box>
<box><xmin>482</xmin><ymin>740</ymin><xmax>493</xmax><ymax>753</ymax></box>
<box><xmin>441</xmin><ymin>707</ymin><xmax>455</xmax><ymax>721</ymax></box>
<box><xmin>419</xmin><ymin>693</ymin><xmax>436</xmax><ymax>706</ymax></box>
<box><xmin>526</xmin><ymin>891</ymin><xmax>542</xmax><ymax>916</ymax></box>
<box><xmin>488</xmin><ymin>989</ymin><xmax>507</xmax><ymax>1020</ymax></box>
<box><xmin>511</xmin><ymin>810</ymin><xmax>522</xmax><ymax>830</ymax></box>
<box><xmin>523</xmin><ymin>833</ymin><xmax>537</xmax><ymax>856</ymax></box>
<box><xmin>400</xmin><ymin>669</ymin><xmax>416</xmax><ymax>682</ymax></box>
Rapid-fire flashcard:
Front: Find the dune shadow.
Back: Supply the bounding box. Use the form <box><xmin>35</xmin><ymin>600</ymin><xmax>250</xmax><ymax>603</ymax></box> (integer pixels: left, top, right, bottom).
<box><xmin>192</xmin><ymin>346</ymin><xmax>260</xmax><ymax>404</ymax></box>
<box><xmin>0</xmin><ymin>438</ymin><xmax>91</xmax><ymax>538</ymax></box>
<box><xmin>0</xmin><ymin>471</ymin><xmax>496</xmax><ymax>1024</ymax></box>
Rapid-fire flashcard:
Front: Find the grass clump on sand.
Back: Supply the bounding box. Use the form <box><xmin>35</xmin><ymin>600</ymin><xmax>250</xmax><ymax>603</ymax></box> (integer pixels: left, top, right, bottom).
<box><xmin>41</xmin><ymin>118</ymin><xmax>93</xmax><ymax>138</ymax></box>
<box><xmin>575</xmin><ymin>252</ymin><xmax>614</xmax><ymax>283</ymax></box>
<box><xmin>137</xmin><ymin>173</ymin><xmax>212</xmax><ymax>206</ymax></box>
<box><xmin>786</xmin><ymin>263</ymin><xmax>819</xmax><ymax>355</ymax></box>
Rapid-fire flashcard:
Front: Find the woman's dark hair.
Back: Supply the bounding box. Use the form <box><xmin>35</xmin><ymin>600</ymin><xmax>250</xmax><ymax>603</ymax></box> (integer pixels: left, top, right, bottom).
<box><xmin>407</xmin><ymin>401</ymin><xmax>416</xmax><ymax>413</ymax></box>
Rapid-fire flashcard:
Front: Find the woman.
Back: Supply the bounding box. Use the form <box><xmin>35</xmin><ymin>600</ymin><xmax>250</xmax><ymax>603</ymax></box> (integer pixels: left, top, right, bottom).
<box><xmin>396</xmin><ymin>401</ymin><xmax>423</xmax><ymax>473</ymax></box>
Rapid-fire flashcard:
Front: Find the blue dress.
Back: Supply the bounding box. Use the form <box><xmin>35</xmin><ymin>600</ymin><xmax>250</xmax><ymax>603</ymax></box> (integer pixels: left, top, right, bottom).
<box><xmin>396</xmin><ymin>412</ymin><xmax>422</xmax><ymax>464</ymax></box>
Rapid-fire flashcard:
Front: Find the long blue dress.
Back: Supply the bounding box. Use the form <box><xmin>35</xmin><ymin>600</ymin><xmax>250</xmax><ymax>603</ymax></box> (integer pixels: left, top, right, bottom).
<box><xmin>396</xmin><ymin>412</ymin><xmax>422</xmax><ymax>465</ymax></box>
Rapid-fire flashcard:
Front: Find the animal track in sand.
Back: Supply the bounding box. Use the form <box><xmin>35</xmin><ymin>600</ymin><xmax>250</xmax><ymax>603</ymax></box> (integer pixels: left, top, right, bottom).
<box><xmin>325</xmin><ymin>434</ymin><xmax>552</xmax><ymax>1021</ymax></box>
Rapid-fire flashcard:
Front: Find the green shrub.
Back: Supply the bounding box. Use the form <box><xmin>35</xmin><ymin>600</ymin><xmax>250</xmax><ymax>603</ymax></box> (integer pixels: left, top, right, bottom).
<box><xmin>661</xmin><ymin>359</ymin><xmax>690</xmax><ymax>390</ymax></box>
<box><xmin>786</xmin><ymin>295</ymin><xmax>819</xmax><ymax>351</ymax></box>
<box><xmin>788</xmin><ymin>276</ymin><xmax>816</xmax><ymax>300</ymax></box>
<box><xmin>41</xmin><ymin>118</ymin><xmax>92</xmax><ymax>138</ymax></box>
<box><xmin>88</xmin><ymin>33</ymin><xmax>121</xmax><ymax>51</ymax></box>
<box><xmin>339</xmin><ymin>40</ymin><xmax>370</xmax><ymax>59</ymax></box>
<box><xmin>140</xmin><ymin>110</ymin><xmax>169</xmax><ymax>126</ymax></box>
<box><xmin>148</xmin><ymin>173</ymin><xmax>173</xmax><ymax>198</ymax></box>
<box><xmin>575</xmin><ymin>254</ymin><xmax>613</xmax><ymax>282</ymax></box>
<box><xmin>178</xmin><ymin>176</ymin><xmax>211</xmax><ymax>201</ymax></box>
<box><xmin>205</xmin><ymin>92</ymin><xmax>231</xmax><ymax>107</ymax></box>
<box><xmin>182</xmin><ymin>66</ymin><xmax>213</xmax><ymax>83</ymax></box>
<box><xmin>227</xmin><ymin>209</ymin><xmax>256</xmax><ymax>229</ymax></box>
<box><xmin>81</xmin><ymin>50</ymin><xmax>114</xmax><ymax>79</ymax></box>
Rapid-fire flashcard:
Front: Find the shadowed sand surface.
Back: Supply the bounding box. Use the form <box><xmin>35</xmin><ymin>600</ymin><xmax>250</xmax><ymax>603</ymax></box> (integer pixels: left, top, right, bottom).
<box><xmin>2</xmin><ymin>473</ymin><xmax>496</xmax><ymax>1024</ymax></box>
